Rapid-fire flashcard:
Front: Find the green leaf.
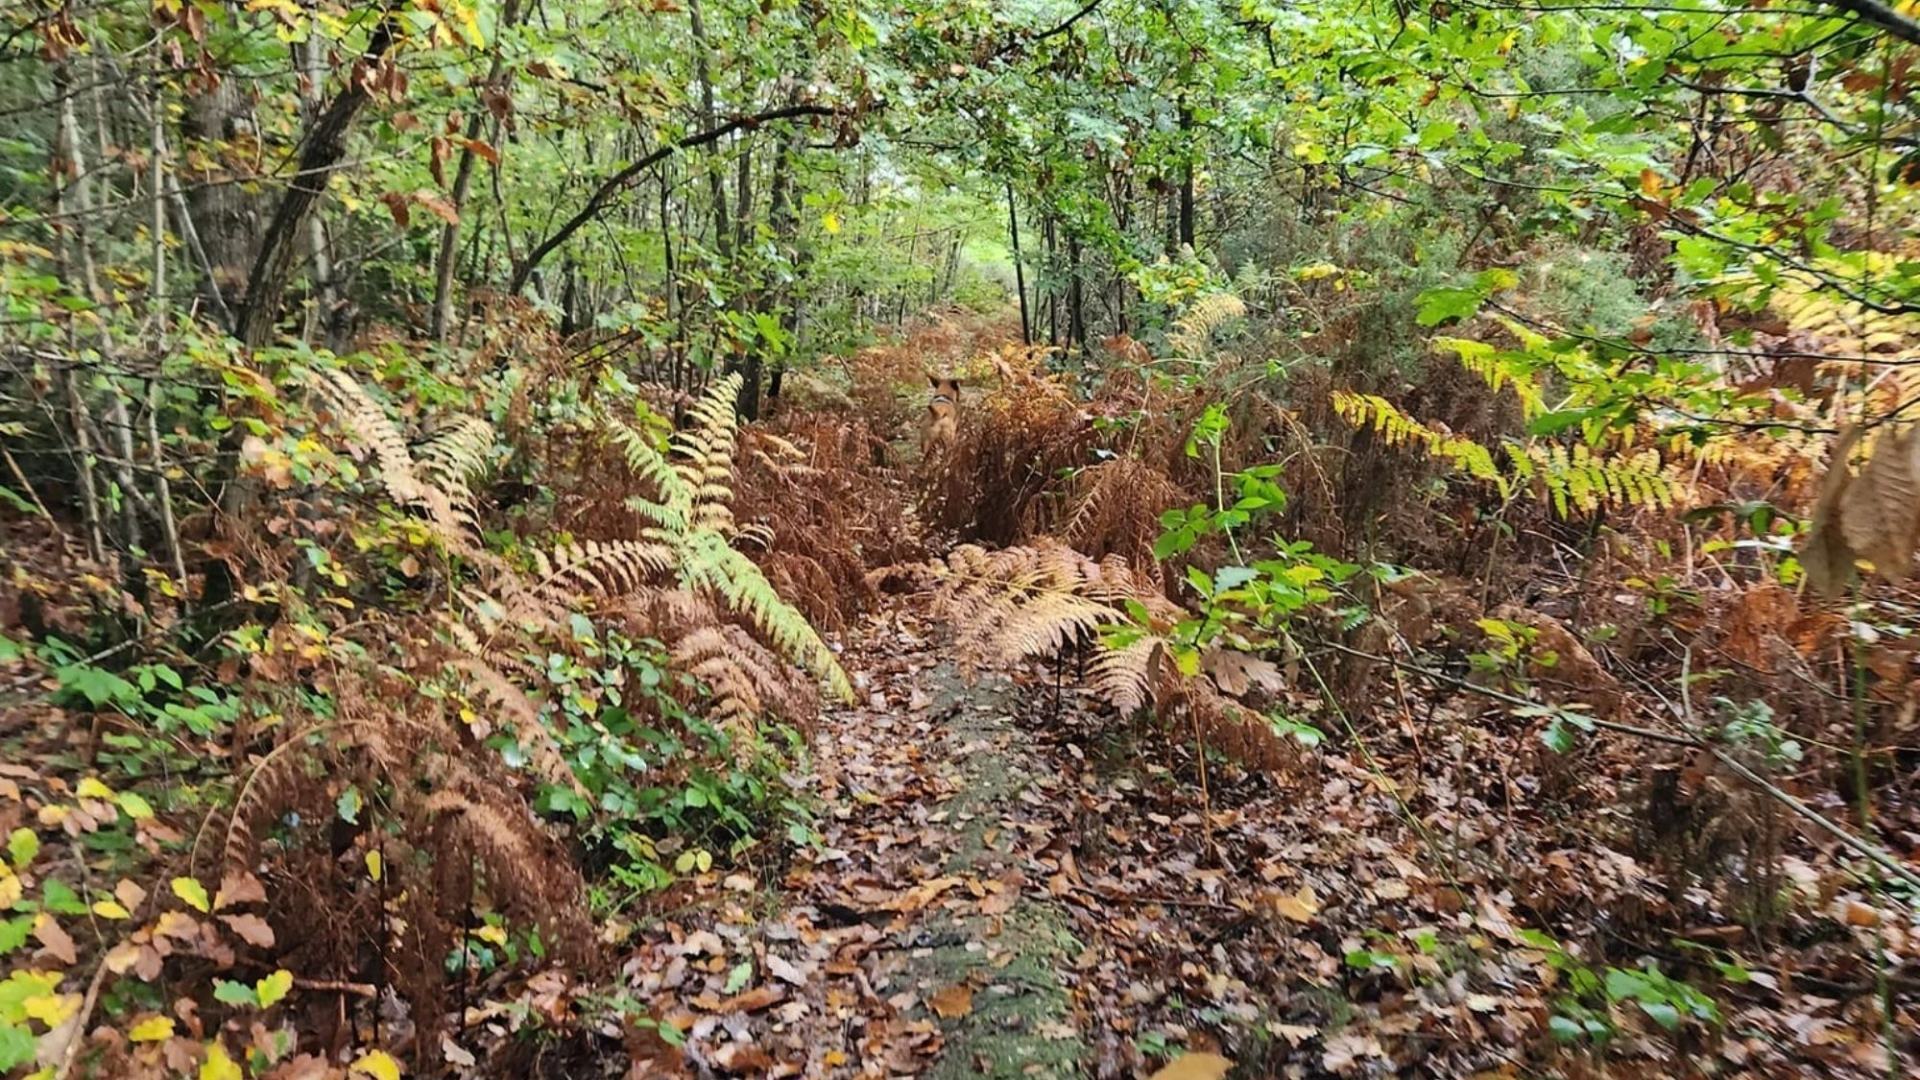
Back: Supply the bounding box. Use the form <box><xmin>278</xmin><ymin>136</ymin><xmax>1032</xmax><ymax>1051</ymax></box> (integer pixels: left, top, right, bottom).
<box><xmin>336</xmin><ymin>786</ymin><xmax>363</xmax><ymax>825</ymax></box>
<box><xmin>115</xmin><ymin>791</ymin><xmax>155</xmax><ymax>820</ymax></box>
<box><xmin>1540</xmin><ymin>720</ymin><xmax>1576</xmax><ymax>754</ymax></box>
<box><xmin>1547</xmin><ymin>1015</ymin><xmax>1585</xmax><ymax>1042</ymax></box>
<box><xmin>0</xmin><ymin>917</ymin><xmax>31</xmax><ymax>954</ymax></box>
<box><xmin>6</xmin><ymin>829</ymin><xmax>36</xmax><ymax>871</ymax></box>
<box><xmin>212</xmin><ymin>980</ymin><xmax>259</xmax><ymax>1007</ymax></box>
<box><xmin>1639</xmin><ymin>1001</ymin><xmax>1681</xmax><ymax>1030</ymax></box>
<box><xmin>724</xmin><ymin>961</ymin><xmax>752</xmax><ymax>994</ymax></box>
<box><xmin>1415</xmin><ymin>287</ymin><xmax>1484</xmax><ymax>327</ymax></box>
<box><xmin>1418</xmin><ymin>120</ymin><xmax>1458</xmax><ymax>151</ymax></box>
<box><xmin>0</xmin><ymin>1021</ymin><xmax>34</xmax><ymax>1071</ymax></box>
<box><xmin>43</xmin><ymin>879</ymin><xmax>89</xmax><ymax>915</ymax></box>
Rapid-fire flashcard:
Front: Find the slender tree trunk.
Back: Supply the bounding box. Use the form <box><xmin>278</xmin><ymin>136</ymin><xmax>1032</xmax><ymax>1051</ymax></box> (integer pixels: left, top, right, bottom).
<box><xmin>431</xmin><ymin>0</ymin><xmax>523</xmax><ymax>341</ymax></box>
<box><xmin>686</xmin><ymin>0</ymin><xmax>732</xmax><ymax>262</ymax></box>
<box><xmin>1007</xmin><ymin>184</ymin><xmax>1031</xmax><ymax>344</ymax></box>
<box><xmin>1177</xmin><ymin>100</ymin><xmax>1196</xmax><ymax>250</ymax></box>
<box><xmin>234</xmin><ymin>17</ymin><xmax>396</xmax><ymax>349</ymax></box>
<box><xmin>1067</xmin><ymin>231</ymin><xmax>1086</xmax><ymax>353</ymax></box>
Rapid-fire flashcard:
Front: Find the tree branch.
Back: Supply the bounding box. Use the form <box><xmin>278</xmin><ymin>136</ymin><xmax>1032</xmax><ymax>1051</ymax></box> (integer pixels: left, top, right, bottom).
<box><xmin>507</xmin><ymin>103</ymin><xmax>853</xmax><ymax>294</ymax></box>
<box><xmin>1819</xmin><ymin>0</ymin><xmax>1920</xmax><ymax>46</ymax></box>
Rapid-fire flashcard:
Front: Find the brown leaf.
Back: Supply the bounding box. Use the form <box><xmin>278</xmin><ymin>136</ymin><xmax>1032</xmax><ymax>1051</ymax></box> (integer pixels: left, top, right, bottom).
<box><xmin>214</xmin><ymin>871</ymin><xmax>265</xmax><ymax>910</ymax></box>
<box><xmin>379</xmin><ymin>190</ymin><xmax>411</xmax><ymax>228</ymax></box>
<box><xmin>220</xmin><ymin>913</ymin><xmax>276</xmax><ymax>949</ymax></box>
<box><xmin>1202</xmin><ymin>648</ymin><xmax>1285</xmax><ymax>697</ymax></box>
<box><xmin>1271</xmin><ymin>885</ymin><xmax>1319</xmax><ymax>924</ymax></box>
<box><xmin>929</xmin><ymin>983</ymin><xmax>972</xmax><ymax>1020</ymax></box>
<box><xmin>717</xmin><ymin>984</ymin><xmax>785</xmax><ymax>1014</ymax></box>
<box><xmin>1841</xmin><ymin>425</ymin><xmax>1920</xmax><ymax>581</ymax></box>
<box><xmin>34</xmin><ymin>913</ymin><xmax>78</xmax><ymax>964</ymax></box>
<box><xmin>1803</xmin><ymin>425</ymin><xmax>1863</xmax><ymax>597</ymax></box>
<box><xmin>1148</xmin><ymin>1053</ymin><xmax>1234</xmax><ymax>1080</ymax></box>
<box><xmin>460</xmin><ymin>137</ymin><xmax>501</xmax><ymax>165</ymax></box>
<box><xmin>412</xmin><ymin>189</ymin><xmax>460</xmax><ymax>226</ymax></box>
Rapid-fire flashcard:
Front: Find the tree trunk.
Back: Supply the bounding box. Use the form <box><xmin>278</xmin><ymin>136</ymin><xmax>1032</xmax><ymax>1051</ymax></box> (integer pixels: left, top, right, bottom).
<box><xmin>1008</xmin><ymin>184</ymin><xmax>1030</xmax><ymax>344</ymax></box>
<box><xmin>432</xmin><ymin>0</ymin><xmax>523</xmax><ymax>341</ymax></box>
<box><xmin>234</xmin><ymin>18</ymin><xmax>396</xmax><ymax>349</ymax></box>
<box><xmin>1177</xmin><ymin>100</ymin><xmax>1195</xmax><ymax>250</ymax></box>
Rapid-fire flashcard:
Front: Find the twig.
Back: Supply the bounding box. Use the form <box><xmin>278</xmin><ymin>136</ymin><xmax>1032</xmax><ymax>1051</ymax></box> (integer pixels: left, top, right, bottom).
<box><xmin>1312</xmin><ymin>639</ymin><xmax>1920</xmax><ymax>900</ymax></box>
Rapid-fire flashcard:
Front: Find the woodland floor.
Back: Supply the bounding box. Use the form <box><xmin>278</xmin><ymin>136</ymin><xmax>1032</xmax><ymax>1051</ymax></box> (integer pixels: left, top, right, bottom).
<box><xmin>607</xmin><ymin>603</ymin><xmax>1905</xmax><ymax>1080</ymax></box>
<box><xmin>595</xmin><ymin>420</ymin><xmax>1907</xmax><ymax>1079</ymax></box>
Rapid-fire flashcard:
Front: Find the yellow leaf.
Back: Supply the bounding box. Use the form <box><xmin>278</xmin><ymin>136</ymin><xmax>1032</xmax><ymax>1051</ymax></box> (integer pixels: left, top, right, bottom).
<box><xmin>171</xmin><ymin>876</ymin><xmax>210</xmax><ymax>912</ymax></box>
<box><xmin>75</xmin><ymin>778</ymin><xmax>115</xmax><ymax>800</ymax></box>
<box><xmin>91</xmin><ymin>899</ymin><xmax>131</xmax><ymax>920</ymax></box>
<box><xmin>201</xmin><ymin>1041</ymin><xmax>244</xmax><ymax>1080</ymax></box>
<box><xmin>471</xmin><ymin>924</ymin><xmax>507</xmax><ymax>946</ymax></box>
<box><xmin>1272</xmin><ymin>885</ymin><xmax>1319</xmax><ymax>924</ymax></box>
<box><xmin>128</xmin><ymin>1015</ymin><xmax>175</xmax><ymax>1042</ymax></box>
<box><xmin>351</xmin><ymin>1049</ymin><xmax>404</xmax><ymax>1080</ymax></box>
<box><xmin>1148</xmin><ymin>1052</ymin><xmax>1234</xmax><ymax>1080</ymax></box>
<box><xmin>822</xmin><ymin>211</ymin><xmax>840</xmax><ymax>235</ymax></box>
<box><xmin>255</xmin><ymin>969</ymin><xmax>293</xmax><ymax>1009</ymax></box>
<box><xmin>365</xmin><ymin>850</ymin><xmax>383</xmax><ymax>883</ymax></box>
<box><xmin>23</xmin><ymin>992</ymin><xmax>78</xmax><ymax>1027</ymax></box>
<box><xmin>0</xmin><ymin>874</ymin><xmax>20</xmax><ymax>909</ymax></box>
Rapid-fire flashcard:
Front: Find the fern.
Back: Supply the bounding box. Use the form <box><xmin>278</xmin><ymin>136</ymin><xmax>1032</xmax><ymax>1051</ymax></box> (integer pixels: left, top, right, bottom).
<box><xmin>891</xmin><ymin>541</ymin><xmax>1296</xmax><ymax>770</ymax></box>
<box><xmin>1331</xmin><ymin>391</ymin><xmax>1510</xmax><ymax>493</ymax></box>
<box><xmin>606</xmin><ymin>373</ymin><xmax>854</xmax><ymax>706</ymax></box>
<box><xmin>1330</xmin><ymin>390</ymin><xmax>1679</xmax><ymax>516</ymax></box>
<box><xmin>1169</xmin><ymin>292</ymin><xmax>1248</xmax><ymax>359</ymax></box>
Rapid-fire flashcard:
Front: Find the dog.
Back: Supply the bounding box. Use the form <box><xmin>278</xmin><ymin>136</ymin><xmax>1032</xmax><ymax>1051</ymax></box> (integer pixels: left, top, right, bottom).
<box><xmin>921</xmin><ymin>375</ymin><xmax>960</xmax><ymax>456</ymax></box>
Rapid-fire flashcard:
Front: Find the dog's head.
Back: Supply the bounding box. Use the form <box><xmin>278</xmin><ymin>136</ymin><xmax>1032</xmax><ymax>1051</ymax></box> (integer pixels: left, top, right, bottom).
<box><xmin>928</xmin><ymin>375</ymin><xmax>961</xmax><ymax>403</ymax></box>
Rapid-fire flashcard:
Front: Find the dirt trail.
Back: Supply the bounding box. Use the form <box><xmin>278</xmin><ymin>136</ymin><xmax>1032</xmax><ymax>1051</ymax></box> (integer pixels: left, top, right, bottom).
<box><xmin>622</xmin><ymin>604</ymin><xmax>1103</xmax><ymax>1076</ymax></box>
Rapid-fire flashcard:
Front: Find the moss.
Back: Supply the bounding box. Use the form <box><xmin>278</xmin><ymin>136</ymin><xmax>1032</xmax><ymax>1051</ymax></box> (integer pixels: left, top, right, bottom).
<box><xmin>907</xmin><ymin>668</ymin><xmax>1089</xmax><ymax>1078</ymax></box>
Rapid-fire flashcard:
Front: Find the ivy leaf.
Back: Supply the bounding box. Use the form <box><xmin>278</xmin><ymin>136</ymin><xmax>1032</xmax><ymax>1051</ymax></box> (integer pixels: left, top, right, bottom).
<box><xmin>171</xmin><ymin>877</ymin><xmax>211</xmax><ymax>913</ymax></box>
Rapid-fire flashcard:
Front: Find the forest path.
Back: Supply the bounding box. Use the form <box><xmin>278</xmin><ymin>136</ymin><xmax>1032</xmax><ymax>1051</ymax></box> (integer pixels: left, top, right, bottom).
<box><xmin>624</xmin><ymin>601</ymin><xmax>1106</xmax><ymax>1076</ymax></box>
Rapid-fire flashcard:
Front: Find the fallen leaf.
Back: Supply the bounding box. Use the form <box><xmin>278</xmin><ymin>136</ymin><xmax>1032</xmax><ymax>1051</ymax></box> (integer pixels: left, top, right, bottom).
<box><xmin>718</xmin><ymin>985</ymin><xmax>786</xmax><ymax>1014</ymax></box>
<box><xmin>1148</xmin><ymin>1052</ymin><xmax>1234</xmax><ymax>1080</ymax></box>
<box><xmin>1272</xmin><ymin>885</ymin><xmax>1319</xmax><ymax>924</ymax></box>
<box><xmin>930</xmin><ymin>983</ymin><xmax>973</xmax><ymax>1019</ymax></box>
<box><xmin>33</xmin><ymin>913</ymin><xmax>77</xmax><ymax>964</ymax></box>
<box><xmin>213</xmin><ymin>872</ymin><xmax>264</xmax><ymax>910</ymax></box>
<box><xmin>351</xmin><ymin>1049</ymin><xmax>403</xmax><ymax>1080</ymax></box>
<box><xmin>128</xmin><ymin>1014</ymin><xmax>175</xmax><ymax>1042</ymax></box>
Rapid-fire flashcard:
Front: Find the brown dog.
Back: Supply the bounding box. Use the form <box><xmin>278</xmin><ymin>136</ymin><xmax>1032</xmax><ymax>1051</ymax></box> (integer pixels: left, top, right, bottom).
<box><xmin>921</xmin><ymin>375</ymin><xmax>960</xmax><ymax>456</ymax></box>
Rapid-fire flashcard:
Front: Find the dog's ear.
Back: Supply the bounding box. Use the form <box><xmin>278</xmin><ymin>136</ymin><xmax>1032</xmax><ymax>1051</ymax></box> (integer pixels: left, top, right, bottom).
<box><xmin>928</xmin><ymin>374</ymin><xmax>940</xmax><ymax>388</ymax></box>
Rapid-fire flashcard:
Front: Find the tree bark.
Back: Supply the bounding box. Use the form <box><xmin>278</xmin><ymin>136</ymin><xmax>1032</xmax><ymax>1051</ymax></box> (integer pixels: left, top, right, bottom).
<box><xmin>432</xmin><ymin>0</ymin><xmax>524</xmax><ymax>341</ymax></box>
<box><xmin>234</xmin><ymin>17</ymin><xmax>396</xmax><ymax>349</ymax></box>
<box><xmin>1008</xmin><ymin>184</ymin><xmax>1030</xmax><ymax>344</ymax></box>
<box><xmin>1177</xmin><ymin>100</ymin><xmax>1195</xmax><ymax>250</ymax></box>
